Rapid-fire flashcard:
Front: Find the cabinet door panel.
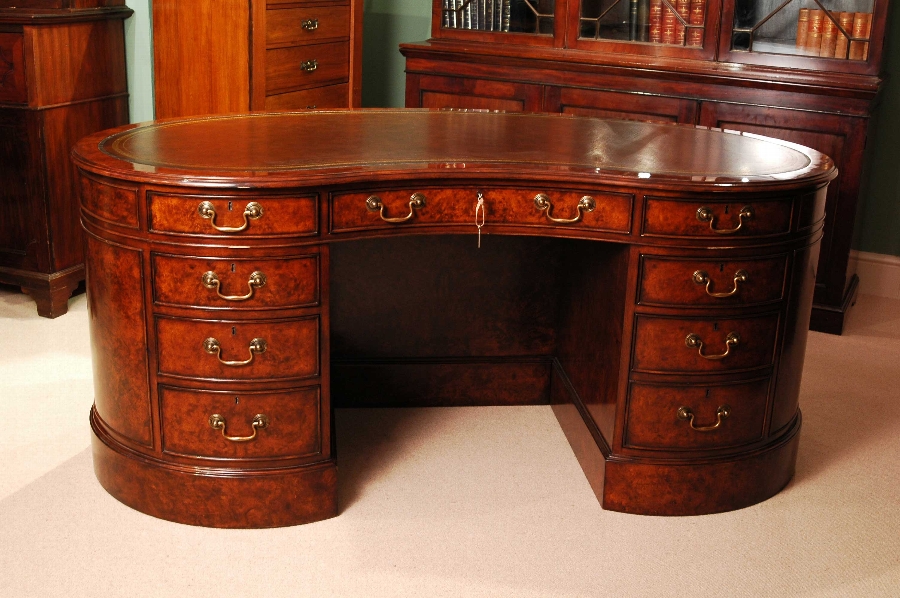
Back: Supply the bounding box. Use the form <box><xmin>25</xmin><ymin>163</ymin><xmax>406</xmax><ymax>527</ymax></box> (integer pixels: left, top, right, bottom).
<box><xmin>410</xmin><ymin>75</ymin><xmax>542</xmax><ymax>112</ymax></box>
<box><xmin>549</xmin><ymin>87</ymin><xmax>699</xmax><ymax>124</ymax></box>
<box><xmin>699</xmin><ymin>102</ymin><xmax>865</xmax><ymax>307</ymax></box>
<box><xmin>0</xmin><ymin>111</ymin><xmax>42</xmax><ymax>270</ymax></box>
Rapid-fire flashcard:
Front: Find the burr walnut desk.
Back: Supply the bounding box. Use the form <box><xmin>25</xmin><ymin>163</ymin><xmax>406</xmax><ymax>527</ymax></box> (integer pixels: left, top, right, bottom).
<box><xmin>73</xmin><ymin>110</ymin><xmax>834</xmax><ymax>528</ymax></box>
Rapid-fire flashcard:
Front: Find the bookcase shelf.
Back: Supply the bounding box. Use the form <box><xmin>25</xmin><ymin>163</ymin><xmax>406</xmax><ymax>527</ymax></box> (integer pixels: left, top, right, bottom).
<box><xmin>403</xmin><ymin>0</ymin><xmax>892</xmax><ymax>334</ymax></box>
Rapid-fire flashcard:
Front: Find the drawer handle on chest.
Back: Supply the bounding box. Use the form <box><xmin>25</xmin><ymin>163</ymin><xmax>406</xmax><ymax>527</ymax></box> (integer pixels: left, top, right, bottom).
<box><xmin>692</xmin><ymin>269</ymin><xmax>749</xmax><ymax>298</ymax></box>
<box><xmin>301</xmin><ymin>59</ymin><xmax>318</xmax><ymax>72</ymax></box>
<box><xmin>534</xmin><ymin>194</ymin><xmax>595</xmax><ymax>224</ymax></box>
<box><xmin>209</xmin><ymin>413</ymin><xmax>269</xmax><ymax>442</ymax></box>
<box><xmin>198</xmin><ymin>201</ymin><xmax>263</xmax><ymax>233</ymax></box>
<box><xmin>676</xmin><ymin>405</ymin><xmax>730</xmax><ymax>432</ymax></box>
<box><xmin>684</xmin><ymin>332</ymin><xmax>740</xmax><ymax>360</ymax></box>
<box><xmin>203</xmin><ymin>337</ymin><xmax>267</xmax><ymax>366</ymax></box>
<box><xmin>366</xmin><ymin>193</ymin><xmax>426</xmax><ymax>223</ymax></box>
<box><xmin>301</xmin><ymin>19</ymin><xmax>319</xmax><ymax>31</ymax></box>
<box><xmin>202</xmin><ymin>271</ymin><xmax>267</xmax><ymax>301</ymax></box>
<box><xmin>696</xmin><ymin>206</ymin><xmax>753</xmax><ymax>234</ymax></box>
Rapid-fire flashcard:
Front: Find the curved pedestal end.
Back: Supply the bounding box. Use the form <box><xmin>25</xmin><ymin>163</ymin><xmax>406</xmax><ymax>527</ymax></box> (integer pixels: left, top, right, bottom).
<box><xmin>91</xmin><ymin>412</ymin><xmax>338</xmax><ymax>528</ymax></box>
<box><xmin>603</xmin><ymin>414</ymin><xmax>802</xmax><ymax>516</ymax></box>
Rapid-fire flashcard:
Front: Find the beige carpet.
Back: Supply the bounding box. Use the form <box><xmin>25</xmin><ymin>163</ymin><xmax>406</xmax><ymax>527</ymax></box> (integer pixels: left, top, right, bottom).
<box><xmin>0</xmin><ymin>286</ymin><xmax>898</xmax><ymax>597</ymax></box>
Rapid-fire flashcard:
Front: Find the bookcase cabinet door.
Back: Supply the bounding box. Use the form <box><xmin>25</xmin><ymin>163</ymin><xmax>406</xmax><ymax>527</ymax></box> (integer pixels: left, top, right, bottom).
<box><xmin>698</xmin><ymin>101</ymin><xmax>867</xmax><ymax>317</ymax></box>
<box><xmin>405</xmin><ymin>74</ymin><xmax>543</xmax><ymax>112</ymax></box>
<box><xmin>545</xmin><ymin>87</ymin><xmax>699</xmax><ymax>124</ymax></box>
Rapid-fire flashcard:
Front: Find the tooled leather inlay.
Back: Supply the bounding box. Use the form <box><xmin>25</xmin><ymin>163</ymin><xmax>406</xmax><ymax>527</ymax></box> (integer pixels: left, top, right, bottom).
<box><xmin>99</xmin><ymin>110</ymin><xmax>816</xmax><ymax>180</ymax></box>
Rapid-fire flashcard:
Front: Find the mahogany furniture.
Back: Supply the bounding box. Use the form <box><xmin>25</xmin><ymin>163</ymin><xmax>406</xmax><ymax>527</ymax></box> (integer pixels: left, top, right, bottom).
<box><xmin>0</xmin><ymin>0</ymin><xmax>131</xmax><ymax>317</ymax></box>
<box><xmin>152</xmin><ymin>0</ymin><xmax>363</xmax><ymax>119</ymax></box>
<box><xmin>73</xmin><ymin>109</ymin><xmax>834</xmax><ymax>528</ymax></box>
<box><xmin>402</xmin><ymin>0</ymin><xmax>891</xmax><ymax>334</ymax></box>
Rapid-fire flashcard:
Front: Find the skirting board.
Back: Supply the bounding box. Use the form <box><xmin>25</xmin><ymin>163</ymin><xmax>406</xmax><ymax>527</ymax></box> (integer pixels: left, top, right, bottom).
<box><xmin>849</xmin><ymin>251</ymin><xmax>900</xmax><ymax>299</ymax></box>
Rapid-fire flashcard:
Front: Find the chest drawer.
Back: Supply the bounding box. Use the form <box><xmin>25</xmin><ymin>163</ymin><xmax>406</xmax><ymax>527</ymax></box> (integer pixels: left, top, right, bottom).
<box><xmin>156</xmin><ymin>316</ymin><xmax>320</xmax><ymax>381</ymax></box>
<box><xmin>637</xmin><ymin>254</ymin><xmax>788</xmax><ymax>308</ymax></box>
<box><xmin>267</xmin><ymin>4</ymin><xmax>350</xmax><ymax>46</ymax></box>
<box><xmin>266</xmin><ymin>41</ymin><xmax>349</xmax><ymax>95</ymax></box>
<box><xmin>330</xmin><ymin>187</ymin><xmax>633</xmax><ymax>234</ymax></box>
<box><xmin>623</xmin><ymin>379</ymin><xmax>770</xmax><ymax>451</ymax></box>
<box><xmin>265</xmin><ymin>82</ymin><xmax>350</xmax><ymax>110</ymax></box>
<box><xmin>0</xmin><ymin>33</ymin><xmax>27</xmax><ymax>104</ymax></box>
<box><xmin>160</xmin><ymin>385</ymin><xmax>323</xmax><ymax>461</ymax></box>
<box><xmin>148</xmin><ymin>193</ymin><xmax>318</xmax><ymax>237</ymax></box>
<box><xmin>631</xmin><ymin>313</ymin><xmax>779</xmax><ymax>374</ymax></box>
<box><xmin>642</xmin><ymin>197</ymin><xmax>792</xmax><ymax>238</ymax></box>
<box><xmin>151</xmin><ymin>252</ymin><xmax>320</xmax><ymax>311</ymax></box>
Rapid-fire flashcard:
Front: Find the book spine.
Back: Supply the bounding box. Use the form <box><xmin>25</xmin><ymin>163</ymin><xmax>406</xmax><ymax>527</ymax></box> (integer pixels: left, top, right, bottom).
<box><xmin>820</xmin><ymin>12</ymin><xmax>838</xmax><ymax>57</ymax></box>
<box><xmin>630</xmin><ymin>0</ymin><xmax>640</xmax><ymax>41</ymax></box>
<box><xmin>833</xmin><ymin>11</ymin><xmax>854</xmax><ymax>59</ymax></box>
<box><xmin>796</xmin><ymin>8</ymin><xmax>809</xmax><ymax>48</ymax></box>
<box><xmin>485</xmin><ymin>0</ymin><xmax>493</xmax><ymax>31</ymax></box>
<box><xmin>662</xmin><ymin>2</ymin><xmax>677</xmax><ymax>45</ymax></box>
<box><xmin>806</xmin><ymin>9</ymin><xmax>823</xmax><ymax>54</ymax></box>
<box><xmin>849</xmin><ymin>12</ymin><xmax>872</xmax><ymax>61</ymax></box>
<box><xmin>675</xmin><ymin>0</ymin><xmax>690</xmax><ymax>46</ymax></box>
<box><xmin>637</xmin><ymin>0</ymin><xmax>651</xmax><ymax>42</ymax></box>
<box><xmin>649</xmin><ymin>0</ymin><xmax>663</xmax><ymax>44</ymax></box>
<box><xmin>502</xmin><ymin>0</ymin><xmax>511</xmax><ymax>32</ymax></box>
<box><xmin>480</xmin><ymin>0</ymin><xmax>487</xmax><ymax>31</ymax></box>
<box><xmin>443</xmin><ymin>0</ymin><xmax>450</xmax><ymax>28</ymax></box>
<box><xmin>465</xmin><ymin>0</ymin><xmax>472</xmax><ymax>29</ymax></box>
<box><xmin>450</xmin><ymin>0</ymin><xmax>458</xmax><ymax>29</ymax></box>
<box><xmin>687</xmin><ymin>0</ymin><xmax>705</xmax><ymax>47</ymax></box>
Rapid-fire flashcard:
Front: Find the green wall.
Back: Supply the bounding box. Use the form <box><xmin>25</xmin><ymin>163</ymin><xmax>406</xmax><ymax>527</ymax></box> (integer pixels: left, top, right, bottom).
<box><xmin>123</xmin><ymin>0</ymin><xmax>898</xmax><ymax>256</ymax></box>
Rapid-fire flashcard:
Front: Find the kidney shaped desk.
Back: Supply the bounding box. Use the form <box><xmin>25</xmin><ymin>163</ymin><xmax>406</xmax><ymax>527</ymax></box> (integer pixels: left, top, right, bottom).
<box><xmin>72</xmin><ymin>110</ymin><xmax>835</xmax><ymax>528</ymax></box>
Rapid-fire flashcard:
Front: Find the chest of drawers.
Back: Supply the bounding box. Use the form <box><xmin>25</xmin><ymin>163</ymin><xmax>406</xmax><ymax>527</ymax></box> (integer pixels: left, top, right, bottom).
<box><xmin>0</xmin><ymin>4</ymin><xmax>131</xmax><ymax>317</ymax></box>
<box><xmin>152</xmin><ymin>0</ymin><xmax>362</xmax><ymax>119</ymax></box>
<box><xmin>74</xmin><ymin>110</ymin><xmax>833</xmax><ymax>527</ymax></box>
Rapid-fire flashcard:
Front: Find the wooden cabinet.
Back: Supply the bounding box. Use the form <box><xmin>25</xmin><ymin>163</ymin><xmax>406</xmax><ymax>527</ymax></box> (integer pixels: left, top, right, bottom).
<box><xmin>402</xmin><ymin>0</ymin><xmax>890</xmax><ymax>333</ymax></box>
<box><xmin>0</xmin><ymin>2</ymin><xmax>131</xmax><ymax>317</ymax></box>
<box><xmin>152</xmin><ymin>0</ymin><xmax>363</xmax><ymax>119</ymax></box>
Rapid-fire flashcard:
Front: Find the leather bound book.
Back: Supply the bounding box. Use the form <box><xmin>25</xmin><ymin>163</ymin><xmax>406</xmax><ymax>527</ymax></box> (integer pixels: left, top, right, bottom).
<box><xmin>661</xmin><ymin>2</ymin><xmax>677</xmax><ymax>44</ymax></box>
<box><xmin>806</xmin><ymin>9</ymin><xmax>824</xmax><ymax>54</ymax></box>
<box><xmin>849</xmin><ymin>12</ymin><xmax>872</xmax><ymax>60</ymax></box>
<box><xmin>833</xmin><ymin>11</ymin><xmax>855</xmax><ymax>59</ymax></box>
<box><xmin>675</xmin><ymin>0</ymin><xmax>690</xmax><ymax>45</ymax></box>
<box><xmin>820</xmin><ymin>12</ymin><xmax>838</xmax><ymax>57</ymax></box>
<box><xmin>796</xmin><ymin>8</ymin><xmax>809</xmax><ymax>49</ymax></box>
<box><xmin>687</xmin><ymin>0</ymin><xmax>705</xmax><ymax>47</ymax></box>
<box><xmin>649</xmin><ymin>0</ymin><xmax>663</xmax><ymax>43</ymax></box>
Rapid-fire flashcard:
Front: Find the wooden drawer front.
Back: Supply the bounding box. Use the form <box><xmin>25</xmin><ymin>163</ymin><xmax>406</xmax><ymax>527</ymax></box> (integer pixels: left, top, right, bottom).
<box><xmin>632</xmin><ymin>313</ymin><xmax>779</xmax><ymax>374</ymax></box>
<box><xmin>160</xmin><ymin>386</ymin><xmax>322</xmax><ymax>460</ymax></box>
<box><xmin>151</xmin><ymin>253</ymin><xmax>320</xmax><ymax>311</ymax></box>
<box><xmin>266</xmin><ymin>41</ymin><xmax>349</xmax><ymax>95</ymax></box>
<box><xmin>267</xmin><ymin>5</ymin><xmax>350</xmax><ymax>46</ymax></box>
<box><xmin>642</xmin><ymin>197</ymin><xmax>792</xmax><ymax>238</ymax></box>
<box><xmin>148</xmin><ymin>193</ymin><xmax>318</xmax><ymax>237</ymax></box>
<box><xmin>156</xmin><ymin>316</ymin><xmax>320</xmax><ymax>381</ymax></box>
<box><xmin>555</xmin><ymin>88</ymin><xmax>698</xmax><ymax>125</ymax></box>
<box><xmin>265</xmin><ymin>83</ymin><xmax>349</xmax><ymax>110</ymax></box>
<box><xmin>330</xmin><ymin>187</ymin><xmax>633</xmax><ymax>234</ymax></box>
<box><xmin>637</xmin><ymin>254</ymin><xmax>788</xmax><ymax>307</ymax></box>
<box><xmin>0</xmin><ymin>33</ymin><xmax>27</xmax><ymax>104</ymax></box>
<box><xmin>624</xmin><ymin>379</ymin><xmax>770</xmax><ymax>451</ymax></box>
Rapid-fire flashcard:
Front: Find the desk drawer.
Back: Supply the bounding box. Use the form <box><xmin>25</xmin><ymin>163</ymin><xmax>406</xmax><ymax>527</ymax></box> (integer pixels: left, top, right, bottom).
<box><xmin>156</xmin><ymin>316</ymin><xmax>320</xmax><ymax>381</ymax></box>
<box><xmin>267</xmin><ymin>4</ymin><xmax>350</xmax><ymax>46</ymax></box>
<box><xmin>631</xmin><ymin>313</ymin><xmax>779</xmax><ymax>374</ymax></box>
<box><xmin>0</xmin><ymin>33</ymin><xmax>27</xmax><ymax>104</ymax></box>
<box><xmin>160</xmin><ymin>385</ymin><xmax>322</xmax><ymax>461</ymax></box>
<box><xmin>637</xmin><ymin>254</ymin><xmax>788</xmax><ymax>308</ymax></box>
<box><xmin>151</xmin><ymin>252</ymin><xmax>320</xmax><ymax>311</ymax></box>
<box><xmin>642</xmin><ymin>197</ymin><xmax>792</xmax><ymax>238</ymax></box>
<box><xmin>266</xmin><ymin>41</ymin><xmax>349</xmax><ymax>95</ymax></box>
<box><xmin>623</xmin><ymin>379</ymin><xmax>769</xmax><ymax>451</ymax></box>
<box><xmin>148</xmin><ymin>193</ymin><xmax>318</xmax><ymax>237</ymax></box>
<box><xmin>330</xmin><ymin>187</ymin><xmax>633</xmax><ymax>233</ymax></box>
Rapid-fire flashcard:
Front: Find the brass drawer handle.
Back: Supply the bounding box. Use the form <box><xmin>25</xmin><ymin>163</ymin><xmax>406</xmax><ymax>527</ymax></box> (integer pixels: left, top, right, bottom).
<box><xmin>534</xmin><ymin>193</ymin><xmax>595</xmax><ymax>224</ymax></box>
<box><xmin>301</xmin><ymin>18</ymin><xmax>318</xmax><ymax>31</ymax></box>
<box><xmin>692</xmin><ymin>269</ymin><xmax>749</xmax><ymax>298</ymax></box>
<box><xmin>197</xmin><ymin>201</ymin><xmax>263</xmax><ymax>233</ymax></box>
<box><xmin>209</xmin><ymin>413</ymin><xmax>269</xmax><ymax>442</ymax></box>
<box><xmin>684</xmin><ymin>332</ymin><xmax>740</xmax><ymax>360</ymax></box>
<box><xmin>203</xmin><ymin>337</ymin><xmax>267</xmax><ymax>366</ymax></box>
<box><xmin>202</xmin><ymin>271</ymin><xmax>267</xmax><ymax>301</ymax></box>
<box><xmin>301</xmin><ymin>59</ymin><xmax>318</xmax><ymax>72</ymax></box>
<box><xmin>696</xmin><ymin>205</ymin><xmax>753</xmax><ymax>234</ymax></box>
<box><xmin>677</xmin><ymin>405</ymin><xmax>730</xmax><ymax>432</ymax></box>
<box><xmin>366</xmin><ymin>193</ymin><xmax>426</xmax><ymax>223</ymax></box>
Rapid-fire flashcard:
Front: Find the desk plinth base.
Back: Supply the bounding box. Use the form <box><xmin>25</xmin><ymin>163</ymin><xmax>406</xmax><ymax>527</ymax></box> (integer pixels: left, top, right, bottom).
<box><xmin>553</xmin><ymin>392</ymin><xmax>801</xmax><ymax>516</ymax></box>
<box><xmin>90</xmin><ymin>410</ymin><xmax>338</xmax><ymax>528</ymax></box>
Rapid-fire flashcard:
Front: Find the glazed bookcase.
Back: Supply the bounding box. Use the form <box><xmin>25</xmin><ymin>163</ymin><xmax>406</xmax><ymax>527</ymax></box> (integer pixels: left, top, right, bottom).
<box><xmin>404</xmin><ymin>0</ymin><xmax>892</xmax><ymax>333</ymax></box>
